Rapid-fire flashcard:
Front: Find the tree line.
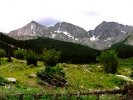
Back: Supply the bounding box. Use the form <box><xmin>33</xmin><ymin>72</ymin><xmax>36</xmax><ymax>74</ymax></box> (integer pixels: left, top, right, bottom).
<box><xmin>0</xmin><ymin>32</ymin><xmax>100</xmax><ymax>64</ymax></box>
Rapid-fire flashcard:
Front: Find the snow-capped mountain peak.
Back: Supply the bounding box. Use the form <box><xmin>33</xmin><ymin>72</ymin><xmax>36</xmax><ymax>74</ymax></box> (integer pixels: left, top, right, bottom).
<box><xmin>8</xmin><ymin>21</ymin><xmax>133</xmax><ymax>50</ymax></box>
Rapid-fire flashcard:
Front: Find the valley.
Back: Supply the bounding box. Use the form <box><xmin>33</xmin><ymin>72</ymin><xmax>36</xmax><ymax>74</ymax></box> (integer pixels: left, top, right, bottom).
<box><xmin>1</xmin><ymin>21</ymin><xmax>133</xmax><ymax>99</ymax></box>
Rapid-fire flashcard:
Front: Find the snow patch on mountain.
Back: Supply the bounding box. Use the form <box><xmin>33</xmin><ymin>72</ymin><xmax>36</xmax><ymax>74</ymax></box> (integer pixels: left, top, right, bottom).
<box><xmin>121</xmin><ymin>30</ymin><xmax>126</xmax><ymax>34</ymax></box>
<box><xmin>54</xmin><ymin>30</ymin><xmax>75</xmax><ymax>39</ymax></box>
<box><xmin>63</xmin><ymin>31</ymin><xmax>75</xmax><ymax>39</ymax></box>
<box><xmin>104</xmin><ymin>38</ymin><xmax>114</xmax><ymax>41</ymax></box>
<box><xmin>31</xmin><ymin>24</ymin><xmax>36</xmax><ymax>30</ymax></box>
<box><xmin>52</xmin><ymin>34</ymin><xmax>56</xmax><ymax>38</ymax></box>
<box><xmin>75</xmin><ymin>38</ymin><xmax>79</xmax><ymax>41</ymax></box>
<box><xmin>90</xmin><ymin>36</ymin><xmax>99</xmax><ymax>41</ymax></box>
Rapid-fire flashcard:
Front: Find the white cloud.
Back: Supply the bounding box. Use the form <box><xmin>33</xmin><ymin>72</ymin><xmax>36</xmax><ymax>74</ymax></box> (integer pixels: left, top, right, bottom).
<box><xmin>0</xmin><ymin>0</ymin><xmax>133</xmax><ymax>33</ymax></box>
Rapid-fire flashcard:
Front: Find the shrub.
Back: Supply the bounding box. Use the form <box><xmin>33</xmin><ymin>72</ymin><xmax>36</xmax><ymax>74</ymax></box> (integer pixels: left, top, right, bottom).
<box><xmin>97</xmin><ymin>50</ymin><xmax>118</xmax><ymax>74</ymax></box>
<box><xmin>111</xmin><ymin>77</ymin><xmax>126</xmax><ymax>86</ymax></box>
<box><xmin>37</xmin><ymin>65</ymin><xmax>67</xmax><ymax>87</ymax></box>
<box><xmin>130</xmin><ymin>68</ymin><xmax>133</xmax><ymax>78</ymax></box>
<box><xmin>14</xmin><ymin>49</ymin><xmax>26</xmax><ymax>59</ymax></box>
<box><xmin>25</xmin><ymin>51</ymin><xmax>37</xmax><ymax>66</ymax></box>
<box><xmin>7</xmin><ymin>55</ymin><xmax>12</xmax><ymax>62</ymax></box>
<box><xmin>43</xmin><ymin>49</ymin><xmax>61</xmax><ymax>66</ymax></box>
<box><xmin>0</xmin><ymin>49</ymin><xmax>6</xmax><ymax>64</ymax></box>
<box><xmin>130</xmin><ymin>72</ymin><xmax>133</xmax><ymax>78</ymax></box>
<box><xmin>0</xmin><ymin>49</ymin><xmax>6</xmax><ymax>58</ymax></box>
<box><xmin>0</xmin><ymin>76</ymin><xmax>8</xmax><ymax>86</ymax></box>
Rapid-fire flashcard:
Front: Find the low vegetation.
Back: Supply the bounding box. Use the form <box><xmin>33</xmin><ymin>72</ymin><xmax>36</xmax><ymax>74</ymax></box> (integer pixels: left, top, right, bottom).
<box><xmin>37</xmin><ymin>65</ymin><xmax>67</xmax><ymax>87</ymax></box>
<box><xmin>0</xmin><ymin>54</ymin><xmax>132</xmax><ymax>99</ymax></box>
<box><xmin>37</xmin><ymin>49</ymin><xmax>67</xmax><ymax>87</ymax></box>
<box><xmin>0</xmin><ymin>57</ymin><xmax>131</xmax><ymax>93</ymax></box>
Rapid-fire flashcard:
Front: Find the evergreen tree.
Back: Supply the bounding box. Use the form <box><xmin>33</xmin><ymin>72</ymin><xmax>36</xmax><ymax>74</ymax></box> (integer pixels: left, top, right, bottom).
<box><xmin>43</xmin><ymin>49</ymin><xmax>61</xmax><ymax>66</ymax></box>
<box><xmin>97</xmin><ymin>50</ymin><xmax>118</xmax><ymax>74</ymax></box>
<box><xmin>0</xmin><ymin>49</ymin><xmax>6</xmax><ymax>64</ymax></box>
<box><xmin>25</xmin><ymin>50</ymin><xmax>38</xmax><ymax>66</ymax></box>
<box><xmin>14</xmin><ymin>49</ymin><xmax>26</xmax><ymax>59</ymax></box>
<box><xmin>0</xmin><ymin>49</ymin><xmax>6</xmax><ymax>58</ymax></box>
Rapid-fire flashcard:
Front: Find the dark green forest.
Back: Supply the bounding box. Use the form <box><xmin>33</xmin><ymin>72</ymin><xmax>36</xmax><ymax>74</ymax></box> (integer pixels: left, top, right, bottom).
<box><xmin>110</xmin><ymin>36</ymin><xmax>133</xmax><ymax>58</ymax></box>
<box><xmin>0</xmin><ymin>32</ymin><xmax>100</xmax><ymax>63</ymax></box>
<box><xmin>1</xmin><ymin>32</ymin><xmax>133</xmax><ymax>63</ymax></box>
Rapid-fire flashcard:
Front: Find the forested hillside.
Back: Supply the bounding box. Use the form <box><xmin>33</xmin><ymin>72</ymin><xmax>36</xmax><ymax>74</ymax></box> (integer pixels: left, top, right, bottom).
<box><xmin>0</xmin><ymin>32</ymin><xmax>100</xmax><ymax>63</ymax></box>
<box><xmin>110</xmin><ymin>36</ymin><xmax>133</xmax><ymax>58</ymax></box>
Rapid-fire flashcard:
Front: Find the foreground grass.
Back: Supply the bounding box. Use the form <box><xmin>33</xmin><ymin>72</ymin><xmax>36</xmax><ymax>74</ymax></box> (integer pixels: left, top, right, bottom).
<box><xmin>0</xmin><ymin>58</ymin><xmax>129</xmax><ymax>95</ymax></box>
<box><xmin>0</xmin><ymin>93</ymin><xmax>120</xmax><ymax>100</ymax></box>
<box><xmin>118</xmin><ymin>57</ymin><xmax>133</xmax><ymax>77</ymax></box>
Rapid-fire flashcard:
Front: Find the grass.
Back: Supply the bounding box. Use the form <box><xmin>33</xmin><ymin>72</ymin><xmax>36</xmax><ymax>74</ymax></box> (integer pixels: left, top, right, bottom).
<box><xmin>0</xmin><ymin>94</ymin><xmax>120</xmax><ymax>100</ymax></box>
<box><xmin>0</xmin><ymin>58</ymin><xmax>43</xmax><ymax>88</ymax></box>
<box><xmin>0</xmin><ymin>57</ymin><xmax>132</xmax><ymax>100</ymax></box>
<box><xmin>118</xmin><ymin>58</ymin><xmax>133</xmax><ymax>77</ymax></box>
<box><xmin>0</xmin><ymin>58</ymin><xmax>129</xmax><ymax>94</ymax></box>
<box><xmin>65</xmin><ymin>64</ymin><xmax>125</xmax><ymax>91</ymax></box>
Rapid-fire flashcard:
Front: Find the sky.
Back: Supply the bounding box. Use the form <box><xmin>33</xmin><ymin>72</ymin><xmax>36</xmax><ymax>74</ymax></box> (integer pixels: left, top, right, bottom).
<box><xmin>0</xmin><ymin>0</ymin><xmax>133</xmax><ymax>33</ymax></box>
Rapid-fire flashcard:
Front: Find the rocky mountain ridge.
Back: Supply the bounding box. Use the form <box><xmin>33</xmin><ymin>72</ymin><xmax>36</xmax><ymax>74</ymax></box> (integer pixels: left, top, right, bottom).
<box><xmin>8</xmin><ymin>21</ymin><xmax>133</xmax><ymax>50</ymax></box>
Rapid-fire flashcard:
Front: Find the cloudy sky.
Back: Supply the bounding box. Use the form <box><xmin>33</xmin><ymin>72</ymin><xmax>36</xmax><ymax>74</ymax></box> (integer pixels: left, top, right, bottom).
<box><xmin>0</xmin><ymin>0</ymin><xmax>133</xmax><ymax>33</ymax></box>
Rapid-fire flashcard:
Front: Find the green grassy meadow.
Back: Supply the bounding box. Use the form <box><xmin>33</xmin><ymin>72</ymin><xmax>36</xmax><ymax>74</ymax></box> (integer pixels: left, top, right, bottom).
<box><xmin>0</xmin><ymin>57</ymin><xmax>132</xmax><ymax>96</ymax></box>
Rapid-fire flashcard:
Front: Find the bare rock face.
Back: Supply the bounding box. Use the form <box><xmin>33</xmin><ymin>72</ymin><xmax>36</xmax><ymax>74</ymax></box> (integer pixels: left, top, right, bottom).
<box><xmin>8</xmin><ymin>21</ymin><xmax>133</xmax><ymax>50</ymax></box>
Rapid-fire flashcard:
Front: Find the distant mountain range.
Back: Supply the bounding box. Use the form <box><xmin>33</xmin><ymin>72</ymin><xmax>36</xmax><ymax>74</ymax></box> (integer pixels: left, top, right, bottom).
<box><xmin>8</xmin><ymin>21</ymin><xmax>133</xmax><ymax>50</ymax></box>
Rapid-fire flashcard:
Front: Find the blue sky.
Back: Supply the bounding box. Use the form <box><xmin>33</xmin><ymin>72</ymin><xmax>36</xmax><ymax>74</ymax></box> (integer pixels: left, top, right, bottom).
<box><xmin>0</xmin><ymin>0</ymin><xmax>133</xmax><ymax>33</ymax></box>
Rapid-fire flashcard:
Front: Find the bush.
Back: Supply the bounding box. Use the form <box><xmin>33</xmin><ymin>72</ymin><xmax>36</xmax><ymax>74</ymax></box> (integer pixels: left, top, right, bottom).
<box><xmin>37</xmin><ymin>65</ymin><xmax>67</xmax><ymax>87</ymax></box>
<box><xmin>14</xmin><ymin>49</ymin><xmax>26</xmax><ymax>59</ymax></box>
<box><xmin>97</xmin><ymin>50</ymin><xmax>118</xmax><ymax>74</ymax></box>
<box><xmin>43</xmin><ymin>49</ymin><xmax>61</xmax><ymax>66</ymax></box>
<box><xmin>25</xmin><ymin>51</ymin><xmax>37</xmax><ymax>66</ymax></box>
<box><xmin>7</xmin><ymin>55</ymin><xmax>12</xmax><ymax>62</ymax></box>
<box><xmin>111</xmin><ymin>77</ymin><xmax>126</xmax><ymax>86</ymax></box>
<box><xmin>130</xmin><ymin>72</ymin><xmax>133</xmax><ymax>78</ymax></box>
<box><xmin>0</xmin><ymin>49</ymin><xmax>6</xmax><ymax>58</ymax></box>
<box><xmin>0</xmin><ymin>49</ymin><xmax>6</xmax><ymax>64</ymax></box>
<box><xmin>130</xmin><ymin>68</ymin><xmax>133</xmax><ymax>78</ymax></box>
<box><xmin>0</xmin><ymin>76</ymin><xmax>8</xmax><ymax>86</ymax></box>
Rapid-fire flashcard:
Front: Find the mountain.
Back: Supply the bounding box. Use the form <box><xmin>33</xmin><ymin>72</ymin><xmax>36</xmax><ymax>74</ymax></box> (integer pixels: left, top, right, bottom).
<box><xmin>50</xmin><ymin>22</ymin><xmax>88</xmax><ymax>38</ymax></box>
<box><xmin>88</xmin><ymin>21</ymin><xmax>133</xmax><ymax>49</ymax></box>
<box><xmin>8</xmin><ymin>21</ymin><xmax>89</xmax><ymax>44</ymax></box>
<box><xmin>8</xmin><ymin>21</ymin><xmax>51</xmax><ymax>40</ymax></box>
<box><xmin>8</xmin><ymin>21</ymin><xmax>133</xmax><ymax>50</ymax></box>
